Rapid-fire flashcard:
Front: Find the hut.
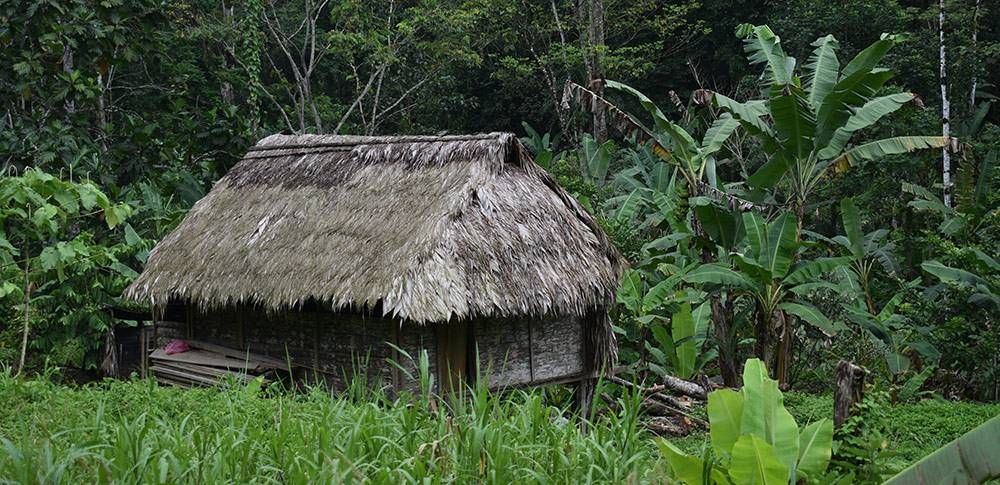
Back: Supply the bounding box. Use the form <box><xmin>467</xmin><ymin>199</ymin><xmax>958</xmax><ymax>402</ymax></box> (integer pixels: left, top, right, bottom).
<box><xmin>125</xmin><ymin>133</ymin><xmax>624</xmax><ymax>397</ymax></box>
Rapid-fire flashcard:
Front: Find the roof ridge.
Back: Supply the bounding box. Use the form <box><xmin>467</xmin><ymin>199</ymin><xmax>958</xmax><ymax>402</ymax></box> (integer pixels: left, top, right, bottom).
<box><xmin>249</xmin><ymin>133</ymin><xmax>509</xmax><ymax>152</ymax></box>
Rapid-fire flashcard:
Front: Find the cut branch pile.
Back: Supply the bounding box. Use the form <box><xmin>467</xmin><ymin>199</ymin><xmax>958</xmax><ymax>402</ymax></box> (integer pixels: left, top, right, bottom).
<box><xmin>607</xmin><ymin>374</ymin><xmax>710</xmax><ymax>436</ymax></box>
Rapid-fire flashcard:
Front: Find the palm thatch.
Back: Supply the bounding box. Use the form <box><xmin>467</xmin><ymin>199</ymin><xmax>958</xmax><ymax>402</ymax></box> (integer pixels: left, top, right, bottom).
<box><xmin>126</xmin><ymin>133</ymin><xmax>624</xmax><ymax>330</ymax></box>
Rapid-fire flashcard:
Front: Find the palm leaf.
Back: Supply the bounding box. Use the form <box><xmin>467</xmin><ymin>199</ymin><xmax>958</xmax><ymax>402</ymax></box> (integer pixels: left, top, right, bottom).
<box><xmin>784</xmin><ymin>257</ymin><xmax>852</xmax><ymax>285</ymax></box>
<box><xmin>814</xmin><ymin>69</ymin><xmax>895</xmax><ymax>149</ymax></box>
<box><xmin>779</xmin><ymin>302</ymin><xmax>838</xmax><ymax>336</ymax></box>
<box><xmin>841</xmin><ymin>34</ymin><xmax>896</xmax><ymax>79</ymax></box>
<box><xmin>804</xmin><ymin>35</ymin><xmax>840</xmax><ymax>109</ymax></box>
<box><xmin>701</xmin><ymin>113</ymin><xmax>741</xmax><ymax>156</ymax></box>
<box><xmin>741</xmin><ymin>24</ymin><xmax>796</xmax><ymax>85</ymax></box>
<box><xmin>921</xmin><ymin>260</ymin><xmax>989</xmax><ymax>288</ymax></box>
<box><xmin>818</xmin><ymin>92</ymin><xmax>915</xmax><ymax>159</ymax></box>
<box><xmin>743</xmin><ymin>212</ymin><xmax>768</xmax><ymax>261</ymax></box>
<box><xmin>770</xmin><ymin>86</ymin><xmax>815</xmax><ymax>159</ymax></box>
<box><xmin>714</xmin><ymin>92</ymin><xmax>775</xmax><ymax>138</ymax></box>
<box><xmin>833</xmin><ymin>136</ymin><xmax>949</xmax><ymax>171</ymax></box>
<box><xmin>683</xmin><ymin>263</ymin><xmax>756</xmax><ymax>289</ymax></box>
<box><xmin>561</xmin><ymin>80</ymin><xmax>672</xmax><ymax>160</ymax></box>
<box><xmin>748</xmin><ymin>154</ymin><xmax>792</xmax><ymax>188</ymax></box>
<box><xmin>840</xmin><ymin>198</ymin><xmax>864</xmax><ymax>259</ymax></box>
<box><xmin>765</xmin><ymin>212</ymin><xmax>798</xmax><ymax>278</ymax></box>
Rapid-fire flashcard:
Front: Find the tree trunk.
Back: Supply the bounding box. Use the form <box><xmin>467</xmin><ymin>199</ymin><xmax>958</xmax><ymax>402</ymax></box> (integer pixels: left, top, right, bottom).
<box><xmin>575</xmin><ymin>377</ymin><xmax>596</xmax><ymax>431</ymax></box>
<box><xmin>754</xmin><ymin>308</ymin><xmax>775</xmax><ymax>372</ymax></box>
<box><xmin>588</xmin><ymin>0</ymin><xmax>606</xmax><ymax>142</ymax></box>
<box><xmin>16</xmin><ymin>246</ymin><xmax>31</xmax><ymax>376</ymax></box>
<box><xmin>969</xmin><ymin>0</ymin><xmax>980</xmax><ymax>110</ymax></box>
<box><xmin>939</xmin><ymin>0</ymin><xmax>952</xmax><ymax>208</ymax></box>
<box><xmin>690</xmin><ymin>180</ymin><xmax>740</xmax><ymax>387</ymax></box>
<box><xmin>772</xmin><ymin>201</ymin><xmax>808</xmax><ymax>385</ymax></box>
<box><xmin>834</xmin><ymin>360</ymin><xmax>866</xmax><ymax>428</ymax></box>
<box><xmin>577</xmin><ymin>0</ymin><xmax>606</xmax><ymax>141</ymax></box>
<box><xmin>712</xmin><ymin>296</ymin><xmax>741</xmax><ymax>387</ymax></box>
<box><xmin>62</xmin><ymin>44</ymin><xmax>74</xmax><ymax>114</ymax></box>
<box><xmin>96</xmin><ymin>70</ymin><xmax>108</xmax><ymax>154</ymax></box>
<box><xmin>221</xmin><ymin>1</ymin><xmax>235</xmax><ymax>105</ymax></box>
<box><xmin>774</xmin><ymin>311</ymin><xmax>791</xmax><ymax>387</ymax></box>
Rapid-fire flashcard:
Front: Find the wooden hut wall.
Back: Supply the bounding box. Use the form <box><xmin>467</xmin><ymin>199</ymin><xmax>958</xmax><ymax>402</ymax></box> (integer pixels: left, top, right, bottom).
<box><xmin>172</xmin><ymin>307</ymin><xmax>436</xmax><ymax>392</ymax></box>
<box><xmin>155</xmin><ymin>305</ymin><xmax>588</xmax><ymax>392</ymax></box>
<box><xmin>473</xmin><ymin>315</ymin><xmax>587</xmax><ymax>388</ymax></box>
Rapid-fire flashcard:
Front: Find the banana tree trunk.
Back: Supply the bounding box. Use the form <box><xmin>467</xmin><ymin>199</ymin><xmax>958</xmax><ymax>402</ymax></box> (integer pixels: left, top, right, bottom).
<box><xmin>754</xmin><ymin>307</ymin><xmax>776</xmax><ymax>373</ymax></box>
<box><xmin>691</xmin><ymin>183</ymin><xmax>740</xmax><ymax>387</ymax></box>
<box><xmin>774</xmin><ymin>311</ymin><xmax>792</xmax><ymax>387</ymax></box>
<box><xmin>712</xmin><ymin>295</ymin><xmax>741</xmax><ymax>387</ymax></box>
<box><xmin>771</xmin><ymin>203</ymin><xmax>808</xmax><ymax>385</ymax></box>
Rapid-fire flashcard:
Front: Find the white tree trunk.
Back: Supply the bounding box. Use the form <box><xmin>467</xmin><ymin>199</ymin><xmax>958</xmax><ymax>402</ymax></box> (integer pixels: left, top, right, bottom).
<box><xmin>939</xmin><ymin>0</ymin><xmax>952</xmax><ymax>208</ymax></box>
<box><xmin>970</xmin><ymin>0</ymin><xmax>980</xmax><ymax>110</ymax></box>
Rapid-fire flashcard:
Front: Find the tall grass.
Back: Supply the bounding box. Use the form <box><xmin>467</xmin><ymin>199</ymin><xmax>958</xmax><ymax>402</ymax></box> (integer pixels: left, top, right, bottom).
<box><xmin>0</xmin><ymin>360</ymin><xmax>665</xmax><ymax>484</ymax></box>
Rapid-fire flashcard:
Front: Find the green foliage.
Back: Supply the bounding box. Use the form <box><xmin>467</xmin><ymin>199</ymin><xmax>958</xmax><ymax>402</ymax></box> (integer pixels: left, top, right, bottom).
<box><xmin>884</xmin><ymin>416</ymin><xmax>1000</xmax><ymax>484</ymax></box>
<box><xmin>720</xmin><ymin>25</ymin><xmax>946</xmax><ymax>206</ymax></box>
<box><xmin>660</xmin><ymin>359</ymin><xmax>834</xmax><ymax>483</ymax></box>
<box><xmin>0</xmin><ymin>370</ymin><xmax>659</xmax><ymax>483</ymax></box>
<box><xmin>0</xmin><ymin>169</ymin><xmax>143</xmax><ymax>370</ymax></box>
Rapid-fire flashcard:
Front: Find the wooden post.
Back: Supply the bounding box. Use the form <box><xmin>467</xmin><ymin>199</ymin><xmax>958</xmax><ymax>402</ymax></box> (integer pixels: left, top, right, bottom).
<box><xmin>834</xmin><ymin>360</ymin><xmax>866</xmax><ymax>428</ymax></box>
<box><xmin>575</xmin><ymin>377</ymin><xmax>596</xmax><ymax>432</ymax></box>
<box><xmin>436</xmin><ymin>321</ymin><xmax>469</xmax><ymax>399</ymax></box>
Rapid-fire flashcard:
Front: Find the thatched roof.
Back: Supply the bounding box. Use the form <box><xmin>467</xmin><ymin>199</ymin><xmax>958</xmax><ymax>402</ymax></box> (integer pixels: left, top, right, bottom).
<box><xmin>125</xmin><ymin>133</ymin><xmax>624</xmax><ymax>324</ymax></box>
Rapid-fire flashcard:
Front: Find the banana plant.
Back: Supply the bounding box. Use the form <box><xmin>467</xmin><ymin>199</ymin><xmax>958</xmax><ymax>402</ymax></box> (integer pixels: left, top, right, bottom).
<box><xmin>683</xmin><ymin>212</ymin><xmax>847</xmax><ymax>381</ymax></box>
<box><xmin>617</xmin><ymin>264</ymin><xmax>713</xmax><ymax>381</ymax></box>
<box><xmin>519</xmin><ymin>121</ymin><xmax>564</xmax><ymax>170</ymax></box>
<box><xmin>716</xmin><ymin>25</ymin><xmax>948</xmax><ymax>222</ymax></box>
<box><xmin>659</xmin><ymin>358</ymin><xmax>834</xmax><ymax>484</ymax></box>
<box><xmin>577</xmin><ymin>133</ymin><xmax>614</xmax><ymax>187</ymax></box>
<box><xmin>922</xmin><ymin>258</ymin><xmax>1000</xmax><ymax>309</ymax></box>
<box><xmin>902</xmin><ymin>150</ymin><xmax>996</xmax><ymax>237</ymax></box>
<box><xmin>604</xmin><ymin>80</ymin><xmax>741</xmax><ymax>195</ymax></box>
<box><xmin>813</xmin><ymin>198</ymin><xmax>901</xmax><ymax>312</ymax></box>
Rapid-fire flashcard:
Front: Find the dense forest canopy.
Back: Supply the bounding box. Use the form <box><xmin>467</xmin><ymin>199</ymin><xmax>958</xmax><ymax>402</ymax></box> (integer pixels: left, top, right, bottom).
<box><xmin>0</xmin><ymin>0</ymin><xmax>997</xmax><ymax>401</ymax></box>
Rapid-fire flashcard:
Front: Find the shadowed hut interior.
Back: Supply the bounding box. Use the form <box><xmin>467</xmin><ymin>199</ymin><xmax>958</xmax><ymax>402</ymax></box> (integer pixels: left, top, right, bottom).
<box><xmin>125</xmin><ymin>132</ymin><xmax>624</xmax><ymax>396</ymax></box>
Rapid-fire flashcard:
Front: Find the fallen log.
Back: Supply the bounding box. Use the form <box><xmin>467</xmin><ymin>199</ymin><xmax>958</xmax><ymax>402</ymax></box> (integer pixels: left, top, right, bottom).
<box><xmin>608</xmin><ymin>374</ymin><xmax>707</xmax><ymax>402</ymax></box>
<box><xmin>661</xmin><ymin>374</ymin><xmax>708</xmax><ymax>400</ymax></box>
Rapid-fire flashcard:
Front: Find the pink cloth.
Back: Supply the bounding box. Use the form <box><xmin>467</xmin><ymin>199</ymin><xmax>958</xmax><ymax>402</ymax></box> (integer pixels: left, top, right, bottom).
<box><xmin>164</xmin><ymin>339</ymin><xmax>190</xmax><ymax>355</ymax></box>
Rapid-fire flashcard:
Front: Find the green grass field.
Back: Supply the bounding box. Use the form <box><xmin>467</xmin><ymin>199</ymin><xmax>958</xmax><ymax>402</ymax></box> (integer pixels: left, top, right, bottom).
<box><xmin>0</xmin><ymin>371</ymin><xmax>996</xmax><ymax>483</ymax></box>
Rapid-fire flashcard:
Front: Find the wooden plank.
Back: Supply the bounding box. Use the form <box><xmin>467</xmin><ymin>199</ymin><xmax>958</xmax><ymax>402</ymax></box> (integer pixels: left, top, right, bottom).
<box><xmin>154</xmin><ymin>362</ymin><xmax>272</xmax><ymax>386</ymax></box>
<box><xmin>530</xmin><ymin>316</ymin><xmax>585</xmax><ymax>383</ymax></box>
<box><xmin>151</xmin><ymin>365</ymin><xmax>225</xmax><ymax>386</ymax></box>
<box><xmin>154</xmin><ymin>375</ymin><xmax>193</xmax><ymax>388</ymax></box>
<box><xmin>154</xmin><ymin>361</ymin><xmax>256</xmax><ymax>381</ymax></box>
<box><xmin>150</xmin><ymin>349</ymin><xmax>261</xmax><ymax>371</ymax></box>
<box><xmin>183</xmin><ymin>340</ymin><xmax>289</xmax><ymax>369</ymax></box>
